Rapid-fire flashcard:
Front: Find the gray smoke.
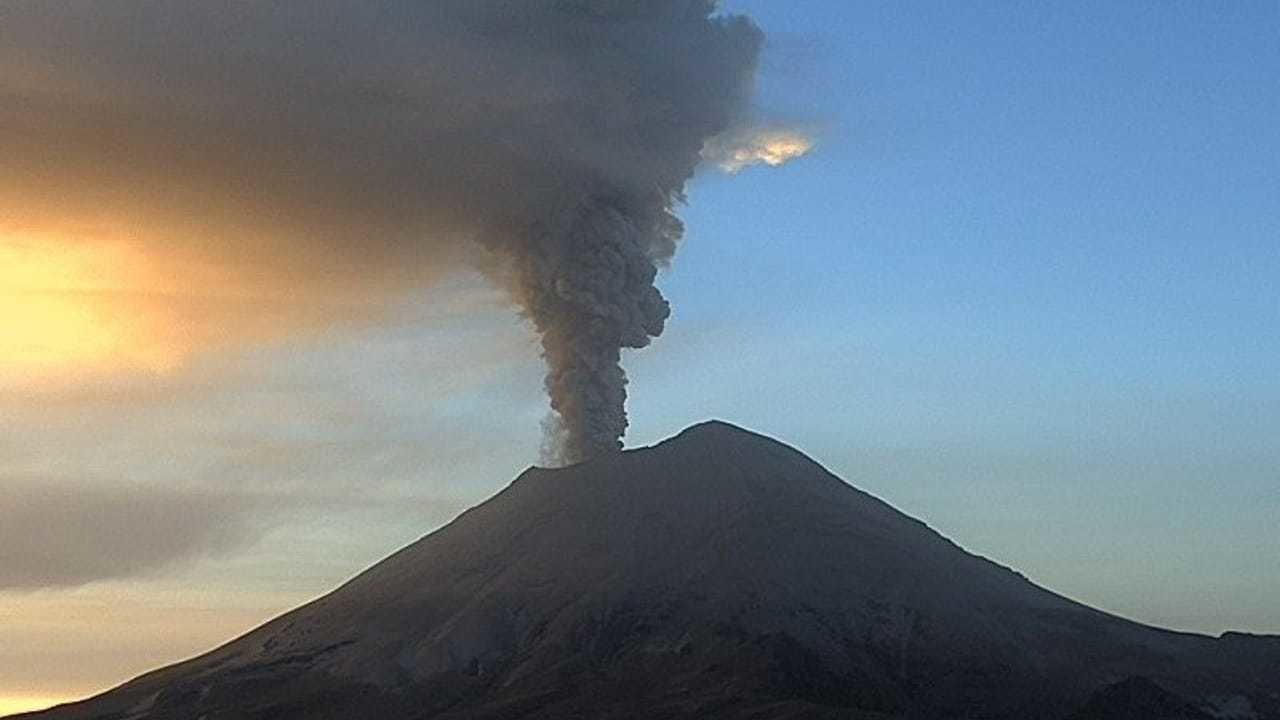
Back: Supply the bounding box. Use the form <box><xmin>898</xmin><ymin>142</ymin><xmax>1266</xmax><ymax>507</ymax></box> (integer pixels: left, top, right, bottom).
<box><xmin>0</xmin><ymin>1</ymin><xmax>763</xmax><ymax>462</ymax></box>
<box><xmin>510</xmin><ymin>200</ymin><xmax>673</xmax><ymax>463</ymax></box>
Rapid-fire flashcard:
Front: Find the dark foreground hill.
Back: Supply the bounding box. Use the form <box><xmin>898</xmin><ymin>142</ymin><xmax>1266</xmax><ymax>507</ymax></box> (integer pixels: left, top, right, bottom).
<box><xmin>15</xmin><ymin>422</ymin><xmax>1279</xmax><ymax>719</ymax></box>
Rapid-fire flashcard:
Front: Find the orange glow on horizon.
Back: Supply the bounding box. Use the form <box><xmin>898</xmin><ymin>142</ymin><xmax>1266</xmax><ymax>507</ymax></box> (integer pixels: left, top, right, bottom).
<box><xmin>0</xmin><ymin>234</ymin><xmax>184</xmax><ymax>379</ymax></box>
<box><xmin>0</xmin><ymin>695</ymin><xmax>73</xmax><ymax>716</ymax></box>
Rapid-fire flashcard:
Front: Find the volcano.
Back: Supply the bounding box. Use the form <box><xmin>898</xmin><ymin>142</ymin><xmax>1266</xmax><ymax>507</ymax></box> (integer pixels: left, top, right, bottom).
<box><xmin>15</xmin><ymin>422</ymin><xmax>1279</xmax><ymax>719</ymax></box>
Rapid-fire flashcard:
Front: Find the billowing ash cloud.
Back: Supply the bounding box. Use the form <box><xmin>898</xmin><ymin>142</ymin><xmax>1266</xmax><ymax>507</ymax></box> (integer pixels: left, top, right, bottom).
<box><xmin>0</xmin><ymin>1</ymin><xmax>763</xmax><ymax>463</ymax></box>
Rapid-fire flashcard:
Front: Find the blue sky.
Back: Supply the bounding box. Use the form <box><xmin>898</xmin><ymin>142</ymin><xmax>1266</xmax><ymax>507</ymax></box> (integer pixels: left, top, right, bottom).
<box><xmin>1</xmin><ymin>2</ymin><xmax>1277</xmax><ymax>712</ymax></box>
<box><xmin>628</xmin><ymin>0</ymin><xmax>1279</xmax><ymax>632</ymax></box>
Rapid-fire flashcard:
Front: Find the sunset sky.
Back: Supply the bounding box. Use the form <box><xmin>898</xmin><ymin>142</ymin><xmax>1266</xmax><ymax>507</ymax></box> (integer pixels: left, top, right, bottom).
<box><xmin>3</xmin><ymin>1</ymin><xmax>1278</xmax><ymax>714</ymax></box>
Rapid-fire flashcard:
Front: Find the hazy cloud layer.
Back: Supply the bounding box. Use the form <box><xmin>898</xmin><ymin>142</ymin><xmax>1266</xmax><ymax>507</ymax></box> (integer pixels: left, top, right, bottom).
<box><xmin>0</xmin><ymin>289</ymin><xmax>542</xmax><ymax>590</ymax></box>
<box><xmin>0</xmin><ymin>480</ymin><xmax>258</xmax><ymax>589</ymax></box>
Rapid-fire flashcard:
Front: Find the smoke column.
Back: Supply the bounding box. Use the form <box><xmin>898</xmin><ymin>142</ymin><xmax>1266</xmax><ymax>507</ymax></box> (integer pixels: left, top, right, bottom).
<box><xmin>463</xmin><ymin>3</ymin><xmax>764</xmax><ymax>463</ymax></box>
<box><xmin>1</xmin><ymin>1</ymin><xmax>764</xmax><ymax>463</ymax></box>
<box><xmin>508</xmin><ymin>199</ymin><xmax>674</xmax><ymax>463</ymax></box>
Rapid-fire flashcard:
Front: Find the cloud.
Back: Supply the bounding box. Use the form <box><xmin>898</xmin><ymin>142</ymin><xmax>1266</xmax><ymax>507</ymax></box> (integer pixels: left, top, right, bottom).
<box><xmin>703</xmin><ymin>125</ymin><xmax>815</xmax><ymax>173</ymax></box>
<box><xmin>0</xmin><ymin>479</ymin><xmax>259</xmax><ymax>590</ymax></box>
<box><xmin>0</xmin><ymin>297</ymin><xmax>545</xmax><ymax>590</ymax></box>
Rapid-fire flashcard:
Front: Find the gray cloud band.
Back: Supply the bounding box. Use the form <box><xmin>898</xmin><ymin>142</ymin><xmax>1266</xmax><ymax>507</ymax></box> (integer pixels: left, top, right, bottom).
<box><xmin>1</xmin><ymin>1</ymin><xmax>763</xmax><ymax>462</ymax></box>
<box><xmin>0</xmin><ymin>481</ymin><xmax>255</xmax><ymax>589</ymax></box>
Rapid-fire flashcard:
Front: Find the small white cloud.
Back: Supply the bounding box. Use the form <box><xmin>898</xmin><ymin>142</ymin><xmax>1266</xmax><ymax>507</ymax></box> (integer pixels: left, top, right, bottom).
<box><xmin>703</xmin><ymin>126</ymin><xmax>815</xmax><ymax>174</ymax></box>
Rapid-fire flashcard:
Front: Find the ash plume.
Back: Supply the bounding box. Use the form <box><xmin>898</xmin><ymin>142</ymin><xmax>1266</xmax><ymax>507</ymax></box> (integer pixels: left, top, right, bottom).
<box><xmin>507</xmin><ymin>199</ymin><xmax>674</xmax><ymax>463</ymax></box>
<box><xmin>0</xmin><ymin>1</ymin><xmax>763</xmax><ymax>462</ymax></box>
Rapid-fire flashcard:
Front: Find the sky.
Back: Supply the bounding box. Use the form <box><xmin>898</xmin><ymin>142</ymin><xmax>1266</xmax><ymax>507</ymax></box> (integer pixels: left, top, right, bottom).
<box><xmin>2</xmin><ymin>1</ymin><xmax>1278</xmax><ymax>714</ymax></box>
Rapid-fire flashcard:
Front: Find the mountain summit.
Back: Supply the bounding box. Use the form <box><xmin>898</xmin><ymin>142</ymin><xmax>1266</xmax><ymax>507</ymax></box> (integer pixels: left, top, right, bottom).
<box><xmin>16</xmin><ymin>421</ymin><xmax>1279</xmax><ymax>719</ymax></box>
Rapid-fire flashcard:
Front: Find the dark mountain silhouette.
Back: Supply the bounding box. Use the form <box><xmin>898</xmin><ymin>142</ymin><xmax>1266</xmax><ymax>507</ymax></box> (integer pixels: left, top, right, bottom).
<box><xmin>14</xmin><ymin>421</ymin><xmax>1279</xmax><ymax>719</ymax></box>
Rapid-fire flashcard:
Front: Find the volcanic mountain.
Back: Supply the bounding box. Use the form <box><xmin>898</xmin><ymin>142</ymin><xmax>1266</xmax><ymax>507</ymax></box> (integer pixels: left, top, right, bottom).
<box><xmin>16</xmin><ymin>422</ymin><xmax>1279</xmax><ymax>719</ymax></box>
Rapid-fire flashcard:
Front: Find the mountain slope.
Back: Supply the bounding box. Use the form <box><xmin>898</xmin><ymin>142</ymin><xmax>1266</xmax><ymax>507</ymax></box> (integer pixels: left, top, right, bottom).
<box><xmin>15</xmin><ymin>421</ymin><xmax>1280</xmax><ymax>719</ymax></box>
